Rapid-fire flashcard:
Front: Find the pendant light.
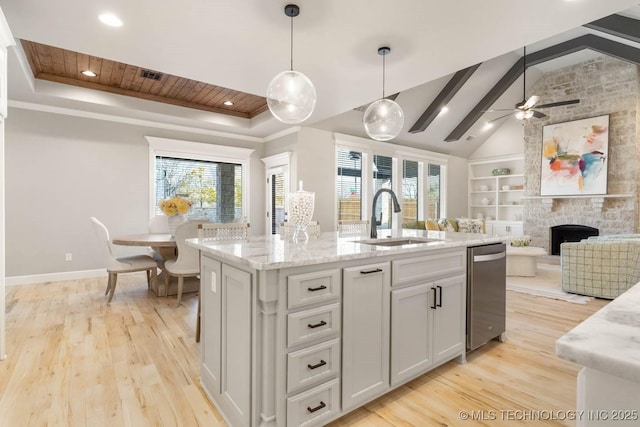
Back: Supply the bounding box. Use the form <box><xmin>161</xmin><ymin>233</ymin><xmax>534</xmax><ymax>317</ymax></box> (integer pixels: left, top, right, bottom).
<box><xmin>363</xmin><ymin>47</ymin><xmax>404</xmax><ymax>141</ymax></box>
<box><xmin>266</xmin><ymin>4</ymin><xmax>317</xmax><ymax>124</ymax></box>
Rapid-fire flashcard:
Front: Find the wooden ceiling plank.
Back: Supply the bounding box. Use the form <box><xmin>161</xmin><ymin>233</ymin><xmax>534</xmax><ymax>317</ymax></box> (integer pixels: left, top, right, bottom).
<box><xmin>409</xmin><ymin>63</ymin><xmax>481</xmax><ymax>133</ymax></box>
<box><xmin>200</xmin><ymin>86</ymin><xmax>224</xmax><ymax>105</ymax></box>
<box><xmin>207</xmin><ymin>87</ymin><xmax>233</xmax><ymax>106</ymax></box>
<box><xmin>165</xmin><ymin>78</ymin><xmax>189</xmax><ymax>99</ymax></box>
<box><xmin>138</xmin><ymin>75</ymin><xmax>156</xmax><ymax>94</ymax></box>
<box><xmin>50</xmin><ymin>47</ymin><xmax>66</xmax><ymax>76</ymax></box>
<box><xmin>62</xmin><ymin>49</ymin><xmax>77</xmax><ymax>79</ymax></box>
<box><xmin>156</xmin><ymin>75</ymin><xmax>181</xmax><ymax>97</ymax></box>
<box><xmin>184</xmin><ymin>81</ymin><xmax>209</xmax><ymax>103</ymax></box>
<box><xmin>98</xmin><ymin>58</ymin><xmax>114</xmax><ymax>86</ymax></box>
<box><xmin>76</xmin><ymin>53</ymin><xmax>90</xmax><ymax>81</ymax></box>
<box><xmin>128</xmin><ymin>67</ymin><xmax>148</xmax><ymax>92</ymax></box>
<box><xmin>189</xmin><ymin>85</ymin><xmax>216</xmax><ymax>104</ymax></box>
<box><xmin>147</xmin><ymin>75</ymin><xmax>167</xmax><ymax>95</ymax></box>
<box><xmin>20</xmin><ymin>40</ymin><xmax>43</xmax><ymax>76</ymax></box>
<box><xmin>109</xmin><ymin>61</ymin><xmax>127</xmax><ymax>87</ymax></box>
<box><xmin>120</xmin><ymin>65</ymin><xmax>139</xmax><ymax>90</ymax></box>
<box><xmin>35</xmin><ymin>43</ymin><xmax>54</xmax><ymax>74</ymax></box>
<box><xmin>174</xmin><ymin>79</ymin><xmax>199</xmax><ymax>101</ymax></box>
<box><xmin>87</xmin><ymin>56</ymin><xmax>102</xmax><ymax>80</ymax></box>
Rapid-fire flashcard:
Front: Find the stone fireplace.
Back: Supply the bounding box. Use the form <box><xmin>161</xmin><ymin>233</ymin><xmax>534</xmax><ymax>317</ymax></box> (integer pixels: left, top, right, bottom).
<box><xmin>522</xmin><ymin>56</ymin><xmax>640</xmax><ymax>253</ymax></box>
<box><xmin>549</xmin><ymin>224</ymin><xmax>599</xmax><ymax>255</ymax></box>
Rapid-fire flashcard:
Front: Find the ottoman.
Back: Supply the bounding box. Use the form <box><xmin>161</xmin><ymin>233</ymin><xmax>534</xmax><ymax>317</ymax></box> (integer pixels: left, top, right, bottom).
<box><xmin>506</xmin><ymin>246</ymin><xmax>547</xmax><ymax>277</ymax></box>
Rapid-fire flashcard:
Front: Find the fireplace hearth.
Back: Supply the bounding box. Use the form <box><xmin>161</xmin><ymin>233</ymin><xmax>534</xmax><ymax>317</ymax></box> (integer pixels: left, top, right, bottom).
<box><xmin>550</xmin><ymin>225</ymin><xmax>599</xmax><ymax>255</ymax></box>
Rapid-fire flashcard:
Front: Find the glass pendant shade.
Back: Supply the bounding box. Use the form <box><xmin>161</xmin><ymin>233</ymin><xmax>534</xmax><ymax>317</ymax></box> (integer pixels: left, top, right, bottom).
<box><xmin>363</xmin><ymin>98</ymin><xmax>405</xmax><ymax>141</ymax></box>
<box><xmin>267</xmin><ymin>70</ymin><xmax>317</xmax><ymax>124</ymax></box>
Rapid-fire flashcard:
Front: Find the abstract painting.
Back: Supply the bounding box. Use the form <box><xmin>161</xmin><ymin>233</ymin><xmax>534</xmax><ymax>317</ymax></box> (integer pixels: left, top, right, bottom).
<box><xmin>540</xmin><ymin>115</ymin><xmax>609</xmax><ymax>196</ymax></box>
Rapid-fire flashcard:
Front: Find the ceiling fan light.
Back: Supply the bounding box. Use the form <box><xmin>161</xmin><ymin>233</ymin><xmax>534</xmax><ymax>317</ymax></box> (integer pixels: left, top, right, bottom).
<box><xmin>514</xmin><ymin>109</ymin><xmax>534</xmax><ymax>120</ymax></box>
<box><xmin>266</xmin><ymin>70</ymin><xmax>316</xmax><ymax>124</ymax></box>
<box><xmin>363</xmin><ymin>98</ymin><xmax>405</xmax><ymax>141</ymax></box>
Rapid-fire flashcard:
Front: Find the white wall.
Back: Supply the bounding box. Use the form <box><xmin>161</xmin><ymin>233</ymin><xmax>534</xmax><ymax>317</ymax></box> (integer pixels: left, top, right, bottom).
<box><xmin>470</xmin><ymin>118</ymin><xmax>525</xmax><ymax>159</ymax></box>
<box><xmin>5</xmin><ymin>107</ymin><xmax>264</xmax><ymax>279</ymax></box>
<box><xmin>445</xmin><ymin>155</ymin><xmax>469</xmax><ymax>217</ymax></box>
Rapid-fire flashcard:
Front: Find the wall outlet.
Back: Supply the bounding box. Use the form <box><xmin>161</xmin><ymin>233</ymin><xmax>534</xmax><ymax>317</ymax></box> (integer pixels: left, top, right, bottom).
<box><xmin>65</xmin><ymin>253</ymin><xmax>72</xmax><ymax>262</ymax></box>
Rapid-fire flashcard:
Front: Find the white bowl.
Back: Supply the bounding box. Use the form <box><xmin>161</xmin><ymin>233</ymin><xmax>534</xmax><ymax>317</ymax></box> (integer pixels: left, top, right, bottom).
<box><xmin>502</xmin><ymin>185</ymin><xmax>510</xmax><ymax>191</ymax></box>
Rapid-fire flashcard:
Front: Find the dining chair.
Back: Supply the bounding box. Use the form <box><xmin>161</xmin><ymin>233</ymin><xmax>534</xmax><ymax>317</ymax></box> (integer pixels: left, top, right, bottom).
<box><xmin>338</xmin><ymin>219</ymin><xmax>369</xmax><ymax>236</ymax></box>
<box><xmin>195</xmin><ymin>222</ymin><xmax>250</xmax><ymax>342</ymax></box>
<box><xmin>89</xmin><ymin>217</ymin><xmax>158</xmax><ymax>304</ymax></box>
<box><xmin>164</xmin><ymin>220</ymin><xmax>211</xmax><ymax>306</ymax></box>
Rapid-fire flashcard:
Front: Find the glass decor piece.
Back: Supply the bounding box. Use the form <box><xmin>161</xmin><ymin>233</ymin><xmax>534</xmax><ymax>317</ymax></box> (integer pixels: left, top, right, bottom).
<box><xmin>288</xmin><ymin>181</ymin><xmax>315</xmax><ymax>242</ymax></box>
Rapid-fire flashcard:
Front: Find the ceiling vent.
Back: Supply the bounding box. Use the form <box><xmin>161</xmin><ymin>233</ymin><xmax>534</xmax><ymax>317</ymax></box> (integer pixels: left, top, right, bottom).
<box><xmin>466</xmin><ymin>135</ymin><xmax>476</xmax><ymax>141</ymax></box>
<box><xmin>140</xmin><ymin>70</ymin><xmax>163</xmax><ymax>81</ymax></box>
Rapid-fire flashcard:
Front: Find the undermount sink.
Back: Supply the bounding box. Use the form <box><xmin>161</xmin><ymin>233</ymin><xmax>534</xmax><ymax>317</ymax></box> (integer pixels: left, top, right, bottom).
<box><xmin>355</xmin><ymin>237</ymin><xmax>440</xmax><ymax>247</ymax></box>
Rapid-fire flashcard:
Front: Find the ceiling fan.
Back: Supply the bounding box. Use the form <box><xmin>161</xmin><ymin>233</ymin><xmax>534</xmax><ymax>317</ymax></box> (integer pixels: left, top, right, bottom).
<box><xmin>486</xmin><ymin>46</ymin><xmax>580</xmax><ymax>123</ymax></box>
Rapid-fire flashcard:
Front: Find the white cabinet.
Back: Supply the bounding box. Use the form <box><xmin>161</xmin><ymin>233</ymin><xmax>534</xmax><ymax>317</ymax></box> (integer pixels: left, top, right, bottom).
<box><xmin>390</xmin><ymin>274</ymin><xmax>466</xmax><ymax>385</ymax></box>
<box><xmin>486</xmin><ymin>221</ymin><xmax>524</xmax><ymax>237</ymax></box>
<box><xmin>342</xmin><ymin>262</ymin><xmax>390</xmax><ymax>411</ymax></box>
<box><xmin>469</xmin><ymin>156</ymin><xmax>524</xmax><ymax>224</ymax></box>
<box><xmin>200</xmin><ymin>257</ymin><xmax>252</xmax><ymax>427</ymax></box>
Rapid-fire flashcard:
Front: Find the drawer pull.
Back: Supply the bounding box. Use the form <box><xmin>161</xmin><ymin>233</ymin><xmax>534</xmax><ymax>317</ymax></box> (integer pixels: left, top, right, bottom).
<box><xmin>431</xmin><ymin>287</ymin><xmax>437</xmax><ymax>309</ymax></box>
<box><xmin>307</xmin><ymin>285</ymin><xmax>327</xmax><ymax>292</ymax></box>
<box><xmin>307</xmin><ymin>401</ymin><xmax>326</xmax><ymax>413</ymax></box>
<box><xmin>307</xmin><ymin>320</ymin><xmax>327</xmax><ymax>329</ymax></box>
<box><xmin>437</xmin><ymin>285</ymin><xmax>443</xmax><ymax>307</ymax></box>
<box><xmin>360</xmin><ymin>268</ymin><xmax>383</xmax><ymax>275</ymax></box>
<box><xmin>307</xmin><ymin>360</ymin><xmax>327</xmax><ymax>370</ymax></box>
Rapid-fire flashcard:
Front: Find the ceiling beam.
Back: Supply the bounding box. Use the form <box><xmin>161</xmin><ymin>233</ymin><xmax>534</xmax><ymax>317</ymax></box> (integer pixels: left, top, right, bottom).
<box><xmin>408</xmin><ymin>63</ymin><xmax>480</xmax><ymax>133</ymax></box>
<box><xmin>445</xmin><ymin>34</ymin><xmax>640</xmax><ymax>142</ymax></box>
<box><xmin>584</xmin><ymin>14</ymin><xmax>640</xmax><ymax>44</ymax></box>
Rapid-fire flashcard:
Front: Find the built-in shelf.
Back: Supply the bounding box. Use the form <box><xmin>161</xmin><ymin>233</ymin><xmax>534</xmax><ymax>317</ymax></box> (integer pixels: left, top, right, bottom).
<box><xmin>469</xmin><ymin>156</ymin><xmax>524</xmax><ymax>223</ymax></box>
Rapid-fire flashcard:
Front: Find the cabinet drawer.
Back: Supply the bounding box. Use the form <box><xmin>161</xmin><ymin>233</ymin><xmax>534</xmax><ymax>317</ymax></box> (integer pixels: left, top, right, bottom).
<box><xmin>393</xmin><ymin>250</ymin><xmax>465</xmax><ymax>287</ymax></box>
<box><xmin>287</xmin><ymin>338</ymin><xmax>340</xmax><ymax>394</ymax></box>
<box><xmin>287</xmin><ymin>303</ymin><xmax>341</xmax><ymax>348</ymax></box>
<box><xmin>288</xmin><ymin>269</ymin><xmax>341</xmax><ymax>309</ymax></box>
<box><xmin>287</xmin><ymin>378</ymin><xmax>340</xmax><ymax>427</ymax></box>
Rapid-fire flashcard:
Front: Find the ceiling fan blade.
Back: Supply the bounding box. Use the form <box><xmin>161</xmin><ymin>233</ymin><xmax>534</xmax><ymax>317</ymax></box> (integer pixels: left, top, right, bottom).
<box><xmin>482</xmin><ymin>108</ymin><xmax>514</xmax><ymax>113</ymax></box>
<box><xmin>488</xmin><ymin>113</ymin><xmax>513</xmax><ymax>124</ymax></box>
<box><xmin>522</xmin><ymin>95</ymin><xmax>539</xmax><ymax>110</ymax></box>
<box><xmin>536</xmin><ymin>99</ymin><xmax>580</xmax><ymax>109</ymax></box>
<box><xmin>532</xmin><ymin>110</ymin><xmax>547</xmax><ymax>119</ymax></box>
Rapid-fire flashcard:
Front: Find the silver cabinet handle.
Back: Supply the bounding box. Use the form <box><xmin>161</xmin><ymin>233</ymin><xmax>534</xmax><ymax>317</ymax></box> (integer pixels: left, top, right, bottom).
<box><xmin>473</xmin><ymin>252</ymin><xmax>505</xmax><ymax>262</ymax></box>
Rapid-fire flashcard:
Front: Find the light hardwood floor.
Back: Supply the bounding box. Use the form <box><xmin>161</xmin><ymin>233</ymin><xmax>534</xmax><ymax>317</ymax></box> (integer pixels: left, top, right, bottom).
<box><xmin>0</xmin><ymin>274</ymin><xmax>608</xmax><ymax>427</ymax></box>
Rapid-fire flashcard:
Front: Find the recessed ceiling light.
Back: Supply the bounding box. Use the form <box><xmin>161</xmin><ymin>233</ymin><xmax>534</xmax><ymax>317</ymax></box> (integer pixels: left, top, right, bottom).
<box><xmin>81</xmin><ymin>70</ymin><xmax>97</xmax><ymax>77</ymax></box>
<box><xmin>483</xmin><ymin>122</ymin><xmax>494</xmax><ymax>131</ymax></box>
<box><xmin>223</xmin><ymin>100</ymin><xmax>234</xmax><ymax>106</ymax></box>
<box><xmin>439</xmin><ymin>106</ymin><xmax>449</xmax><ymax>114</ymax></box>
<box><xmin>98</xmin><ymin>13</ymin><xmax>123</xmax><ymax>27</ymax></box>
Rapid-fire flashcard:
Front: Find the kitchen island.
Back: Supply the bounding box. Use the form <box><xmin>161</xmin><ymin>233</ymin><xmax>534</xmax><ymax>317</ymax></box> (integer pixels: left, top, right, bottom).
<box><xmin>188</xmin><ymin>229</ymin><xmax>503</xmax><ymax>427</ymax></box>
<box><xmin>556</xmin><ymin>283</ymin><xmax>640</xmax><ymax>426</ymax></box>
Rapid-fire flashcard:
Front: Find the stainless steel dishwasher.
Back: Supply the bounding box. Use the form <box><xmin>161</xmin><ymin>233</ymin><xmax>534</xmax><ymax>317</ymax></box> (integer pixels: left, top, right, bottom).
<box><xmin>466</xmin><ymin>243</ymin><xmax>506</xmax><ymax>351</ymax></box>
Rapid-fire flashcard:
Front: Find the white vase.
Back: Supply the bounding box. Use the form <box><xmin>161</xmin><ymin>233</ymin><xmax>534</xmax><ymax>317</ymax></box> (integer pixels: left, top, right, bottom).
<box><xmin>288</xmin><ymin>190</ymin><xmax>315</xmax><ymax>242</ymax></box>
<box><xmin>167</xmin><ymin>215</ymin><xmax>185</xmax><ymax>236</ymax></box>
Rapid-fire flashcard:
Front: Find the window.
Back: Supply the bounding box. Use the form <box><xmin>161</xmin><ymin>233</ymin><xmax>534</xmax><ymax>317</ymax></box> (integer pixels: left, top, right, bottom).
<box><xmin>337</xmin><ymin>149</ymin><xmax>363</xmax><ymax>221</ymax></box>
<box><xmin>334</xmin><ymin>133</ymin><xmax>447</xmax><ymax>232</ymax></box>
<box><xmin>147</xmin><ymin>137</ymin><xmax>253</xmax><ymax>223</ymax></box>
<box><xmin>155</xmin><ymin>156</ymin><xmax>243</xmax><ymax>222</ymax></box>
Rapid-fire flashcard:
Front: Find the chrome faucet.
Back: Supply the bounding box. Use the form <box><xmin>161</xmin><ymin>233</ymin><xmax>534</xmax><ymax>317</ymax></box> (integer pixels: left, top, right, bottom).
<box><xmin>370</xmin><ymin>188</ymin><xmax>402</xmax><ymax>238</ymax></box>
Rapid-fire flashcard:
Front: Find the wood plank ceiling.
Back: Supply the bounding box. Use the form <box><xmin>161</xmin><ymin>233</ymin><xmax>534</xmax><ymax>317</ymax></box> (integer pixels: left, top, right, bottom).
<box><xmin>20</xmin><ymin>39</ymin><xmax>269</xmax><ymax>119</ymax></box>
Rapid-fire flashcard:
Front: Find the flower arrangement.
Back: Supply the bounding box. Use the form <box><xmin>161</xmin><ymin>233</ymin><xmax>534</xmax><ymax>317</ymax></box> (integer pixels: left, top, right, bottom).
<box><xmin>159</xmin><ymin>196</ymin><xmax>192</xmax><ymax>216</ymax></box>
<box><xmin>510</xmin><ymin>238</ymin><xmax>531</xmax><ymax>247</ymax></box>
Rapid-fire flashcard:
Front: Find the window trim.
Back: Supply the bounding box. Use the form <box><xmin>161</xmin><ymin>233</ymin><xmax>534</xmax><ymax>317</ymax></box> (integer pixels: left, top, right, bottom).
<box><xmin>146</xmin><ymin>136</ymin><xmax>254</xmax><ymax>220</ymax></box>
<box><xmin>333</xmin><ymin>133</ymin><xmax>448</xmax><ymax>228</ymax></box>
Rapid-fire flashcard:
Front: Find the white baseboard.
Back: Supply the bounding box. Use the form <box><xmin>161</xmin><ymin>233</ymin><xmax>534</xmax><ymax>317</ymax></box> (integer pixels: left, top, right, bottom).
<box><xmin>6</xmin><ymin>269</ymin><xmax>107</xmax><ymax>286</ymax></box>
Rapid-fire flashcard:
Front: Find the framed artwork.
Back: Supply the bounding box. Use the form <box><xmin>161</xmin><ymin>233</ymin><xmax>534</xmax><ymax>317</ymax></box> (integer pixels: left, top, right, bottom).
<box><xmin>540</xmin><ymin>115</ymin><xmax>609</xmax><ymax>196</ymax></box>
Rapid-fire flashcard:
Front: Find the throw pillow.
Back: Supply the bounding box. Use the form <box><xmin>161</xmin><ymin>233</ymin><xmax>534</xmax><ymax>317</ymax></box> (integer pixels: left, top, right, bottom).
<box><xmin>457</xmin><ymin>218</ymin><xmax>485</xmax><ymax>233</ymax></box>
<box><xmin>438</xmin><ymin>218</ymin><xmax>456</xmax><ymax>232</ymax></box>
<box><xmin>425</xmin><ymin>219</ymin><xmax>439</xmax><ymax>231</ymax></box>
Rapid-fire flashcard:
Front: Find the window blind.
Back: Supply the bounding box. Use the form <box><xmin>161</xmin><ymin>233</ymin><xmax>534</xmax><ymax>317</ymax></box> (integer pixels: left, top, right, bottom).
<box><xmin>337</xmin><ymin>149</ymin><xmax>363</xmax><ymax>221</ymax></box>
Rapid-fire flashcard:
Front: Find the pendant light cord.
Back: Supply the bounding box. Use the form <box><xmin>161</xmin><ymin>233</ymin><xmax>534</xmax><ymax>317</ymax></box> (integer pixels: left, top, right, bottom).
<box><xmin>522</xmin><ymin>46</ymin><xmax>526</xmax><ymax>102</ymax></box>
<box><xmin>290</xmin><ymin>14</ymin><xmax>294</xmax><ymax>71</ymax></box>
<box><xmin>382</xmin><ymin>52</ymin><xmax>386</xmax><ymax>99</ymax></box>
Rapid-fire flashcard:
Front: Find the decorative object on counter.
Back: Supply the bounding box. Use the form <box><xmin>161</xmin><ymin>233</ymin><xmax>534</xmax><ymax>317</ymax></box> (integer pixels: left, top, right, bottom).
<box><xmin>159</xmin><ymin>196</ymin><xmax>192</xmax><ymax>236</ymax></box>
<box><xmin>510</xmin><ymin>238</ymin><xmax>531</xmax><ymax>247</ymax></box>
<box><xmin>288</xmin><ymin>181</ymin><xmax>315</xmax><ymax>242</ymax></box>
<box><xmin>502</xmin><ymin>185</ymin><xmax>511</xmax><ymax>190</ymax></box>
<box><xmin>280</xmin><ymin>221</ymin><xmax>321</xmax><ymax>240</ymax></box>
<box><xmin>479</xmin><ymin>184</ymin><xmax>489</xmax><ymax>191</ymax></box>
<box><xmin>491</xmin><ymin>168</ymin><xmax>511</xmax><ymax>175</ymax></box>
<box><xmin>480</xmin><ymin>197</ymin><xmax>490</xmax><ymax>205</ymax></box>
<box><xmin>363</xmin><ymin>46</ymin><xmax>404</xmax><ymax>141</ymax></box>
<box><xmin>266</xmin><ymin>4</ymin><xmax>316</xmax><ymax>124</ymax></box>
<box><xmin>198</xmin><ymin>222</ymin><xmax>250</xmax><ymax>241</ymax></box>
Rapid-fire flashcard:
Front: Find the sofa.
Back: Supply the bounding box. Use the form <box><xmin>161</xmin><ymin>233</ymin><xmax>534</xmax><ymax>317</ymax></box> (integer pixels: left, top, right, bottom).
<box><xmin>560</xmin><ymin>239</ymin><xmax>640</xmax><ymax>299</ymax></box>
<box><xmin>402</xmin><ymin>218</ymin><xmax>485</xmax><ymax>233</ymax></box>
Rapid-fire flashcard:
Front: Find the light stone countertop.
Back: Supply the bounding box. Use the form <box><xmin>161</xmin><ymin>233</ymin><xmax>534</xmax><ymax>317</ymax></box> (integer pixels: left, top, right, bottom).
<box><xmin>187</xmin><ymin>229</ymin><xmax>504</xmax><ymax>271</ymax></box>
<box><xmin>556</xmin><ymin>283</ymin><xmax>640</xmax><ymax>382</ymax></box>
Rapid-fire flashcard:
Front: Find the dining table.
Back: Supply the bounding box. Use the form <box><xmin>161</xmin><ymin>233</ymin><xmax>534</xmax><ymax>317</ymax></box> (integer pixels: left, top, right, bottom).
<box><xmin>112</xmin><ymin>233</ymin><xmax>198</xmax><ymax>297</ymax></box>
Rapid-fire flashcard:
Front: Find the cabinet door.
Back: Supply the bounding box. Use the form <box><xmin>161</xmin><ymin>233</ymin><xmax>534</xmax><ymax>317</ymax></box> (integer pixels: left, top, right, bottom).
<box><xmin>342</xmin><ymin>262</ymin><xmax>390</xmax><ymax>411</ymax></box>
<box><xmin>390</xmin><ymin>283</ymin><xmax>433</xmax><ymax>386</ymax></box>
<box><xmin>432</xmin><ymin>274</ymin><xmax>466</xmax><ymax>364</ymax></box>
<box><xmin>200</xmin><ymin>256</ymin><xmax>222</xmax><ymax>394</ymax></box>
<box><xmin>220</xmin><ymin>264</ymin><xmax>253</xmax><ymax>427</ymax></box>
